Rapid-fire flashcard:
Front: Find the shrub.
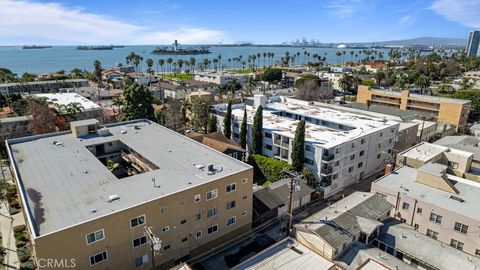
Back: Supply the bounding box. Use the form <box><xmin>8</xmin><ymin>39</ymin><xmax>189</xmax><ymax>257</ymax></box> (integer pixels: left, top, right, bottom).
<box><xmin>13</xmin><ymin>225</ymin><xmax>26</xmax><ymax>234</ymax></box>
<box><xmin>18</xmin><ymin>253</ymin><xmax>30</xmax><ymax>263</ymax></box>
<box><xmin>20</xmin><ymin>260</ymin><xmax>36</xmax><ymax>270</ymax></box>
<box><xmin>251</xmin><ymin>154</ymin><xmax>292</xmax><ymax>184</ymax></box>
<box><xmin>15</xmin><ymin>240</ymin><xmax>26</xmax><ymax>248</ymax></box>
<box><xmin>17</xmin><ymin>246</ymin><xmax>31</xmax><ymax>263</ymax></box>
<box><xmin>9</xmin><ymin>198</ymin><xmax>20</xmax><ymax>209</ymax></box>
<box><xmin>15</xmin><ymin>233</ymin><xmax>28</xmax><ymax>242</ymax></box>
<box><xmin>9</xmin><ymin>207</ymin><xmax>20</xmax><ymax>215</ymax></box>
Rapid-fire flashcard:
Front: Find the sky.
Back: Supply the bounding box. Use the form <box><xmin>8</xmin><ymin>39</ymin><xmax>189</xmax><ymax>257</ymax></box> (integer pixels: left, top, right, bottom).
<box><xmin>0</xmin><ymin>0</ymin><xmax>479</xmax><ymax>45</ymax></box>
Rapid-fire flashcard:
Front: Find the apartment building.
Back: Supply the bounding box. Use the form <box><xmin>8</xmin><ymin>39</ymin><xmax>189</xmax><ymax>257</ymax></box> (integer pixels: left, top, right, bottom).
<box><xmin>0</xmin><ymin>79</ymin><xmax>89</xmax><ymax>95</ymax></box>
<box><xmin>34</xmin><ymin>93</ymin><xmax>104</xmax><ymax>121</ymax></box>
<box><xmin>193</xmin><ymin>71</ymin><xmax>250</xmax><ymax>86</ymax></box>
<box><xmin>212</xmin><ymin>96</ymin><xmax>399</xmax><ymax>197</ymax></box>
<box><xmin>371</xmin><ymin>163</ymin><xmax>480</xmax><ymax>257</ymax></box>
<box><xmin>356</xmin><ymin>86</ymin><xmax>471</xmax><ymax>131</ymax></box>
<box><xmin>7</xmin><ymin>119</ymin><xmax>253</xmax><ymax>269</ymax></box>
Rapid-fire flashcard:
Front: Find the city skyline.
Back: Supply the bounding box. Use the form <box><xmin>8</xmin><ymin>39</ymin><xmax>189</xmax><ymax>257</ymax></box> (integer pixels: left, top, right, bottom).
<box><xmin>0</xmin><ymin>0</ymin><xmax>479</xmax><ymax>45</ymax></box>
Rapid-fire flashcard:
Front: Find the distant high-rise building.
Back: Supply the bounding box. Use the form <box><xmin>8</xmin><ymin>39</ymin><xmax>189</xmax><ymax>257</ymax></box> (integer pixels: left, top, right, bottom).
<box><xmin>466</xmin><ymin>30</ymin><xmax>480</xmax><ymax>57</ymax></box>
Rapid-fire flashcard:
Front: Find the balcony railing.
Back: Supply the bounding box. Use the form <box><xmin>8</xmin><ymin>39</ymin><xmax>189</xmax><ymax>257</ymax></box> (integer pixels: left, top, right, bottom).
<box><xmin>321</xmin><ymin>166</ymin><xmax>333</xmax><ymax>175</ymax></box>
<box><xmin>322</xmin><ymin>153</ymin><xmax>334</xmax><ymax>162</ymax></box>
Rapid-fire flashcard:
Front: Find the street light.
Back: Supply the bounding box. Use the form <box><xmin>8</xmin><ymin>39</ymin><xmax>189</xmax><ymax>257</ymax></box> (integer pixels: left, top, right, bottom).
<box><xmin>145</xmin><ymin>227</ymin><xmax>162</xmax><ymax>270</ymax></box>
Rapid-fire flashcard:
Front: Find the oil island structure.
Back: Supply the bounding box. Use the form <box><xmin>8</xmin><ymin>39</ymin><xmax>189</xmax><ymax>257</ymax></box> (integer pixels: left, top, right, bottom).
<box><xmin>151</xmin><ymin>40</ymin><xmax>211</xmax><ymax>55</ymax></box>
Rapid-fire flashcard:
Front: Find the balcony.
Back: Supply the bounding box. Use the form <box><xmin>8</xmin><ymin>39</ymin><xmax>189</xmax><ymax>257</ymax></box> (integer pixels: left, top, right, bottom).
<box><xmin>322</xmin><ymin>153</ymin><xmax>334</xmax><ymax>162</ymax></box>
<box><xmin>321</xmin><ymin>166</ymin><xmax>333</xmax><ymax>175</ymax></box>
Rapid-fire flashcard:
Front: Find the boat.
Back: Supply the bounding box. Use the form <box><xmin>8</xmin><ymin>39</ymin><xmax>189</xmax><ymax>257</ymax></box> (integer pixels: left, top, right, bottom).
<box><xmin>22</xmin><ymin>45</ymin><xmax>52</xmax><ymax>49</ymax></box>
<box><xmin>111</xmin><ymin>45</ymin><xmax>125</xmax><ymax>48</ymax></box>
<box><xmin>151</xmin><ymin>40</ymin><xmax>211</xmax><ymax>55</ymax></box>
<box><xmin>77</xmin><ymin>45</ymin><xmax>114</xmax><ymax>50</ymax></box>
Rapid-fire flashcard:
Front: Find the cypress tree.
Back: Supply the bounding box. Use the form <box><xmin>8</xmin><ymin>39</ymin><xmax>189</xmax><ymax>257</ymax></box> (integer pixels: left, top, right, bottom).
<box><xmin>251</xmin><ymin>105</ymin><xmax>263</xmax><ymax>154</ymax></box>
<box><xmin>207</xmin><ymin>115</ymin><xmax>217</xmax><ymax>133</ymax></box>
<box><xmin>291</xmin><ymin>120</ymin><xmax>305</xmax><ymax>171</ymax></box>
<box><xmin>239</xmin><ymin>108</ymin><xmax>247</xmax><ymax>149</ymax></box>
<box><xmin>223</xmin><ymin>100</ymin><xmax>232</xmax><ymax>139</ymax></box>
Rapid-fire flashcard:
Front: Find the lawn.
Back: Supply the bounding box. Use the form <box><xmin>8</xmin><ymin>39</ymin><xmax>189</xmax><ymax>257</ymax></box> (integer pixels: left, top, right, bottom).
<box><xmin>159</xmin><ymin>73</ymin><xmax>193</xmax><ymax>80</ymax></box>
<box><xmin>226</xmin><ymin>68</ymin><xmax>266</xmax><ymax>74</ymax></box>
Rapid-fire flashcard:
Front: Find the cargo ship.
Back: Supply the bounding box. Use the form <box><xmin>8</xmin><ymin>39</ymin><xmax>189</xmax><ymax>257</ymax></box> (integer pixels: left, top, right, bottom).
<box><xmin>22</xmin><ymin>45</ymin><xmax>52</xmax><ymax>49</ymax></box>
<box><xmin>77</xmin><ymin>45</ymin><xmax>114</xmax><ymax>50</ymax></box>
<box><xmin>151</xmin><ymin>40</ymin><xmax>211</xmax><ymax>55</ymax></box>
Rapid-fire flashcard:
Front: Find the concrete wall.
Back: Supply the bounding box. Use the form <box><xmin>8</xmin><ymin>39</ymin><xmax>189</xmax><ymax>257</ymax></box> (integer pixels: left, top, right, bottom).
<box><xmin>32</xmin><ymin>169</ymin><xmax>253</xmax><ymax>269</ymax></box>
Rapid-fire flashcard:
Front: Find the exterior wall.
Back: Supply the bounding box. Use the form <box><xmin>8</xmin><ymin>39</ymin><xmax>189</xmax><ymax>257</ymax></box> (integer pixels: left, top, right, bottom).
<box><xmin>395</xmin><ymin>124</ymin><xmax>419</xmax><ymax>152</ymax></box>
<box><xmin>356</xmin><ymin>86</ymin><xmax>471</xmax><ymax>131</ymax></box>
<box><xmin>296</xmin><ymin>230</ymin><xmax>335</xmax><ymax>260</ymax></box>
<box><xmin>371</xmin><ymin>182</ymin><xmax>480</xmax><ymax>257</ymax></box>
<box><xmin>31</xmin><ymin>169</ymin><xmax>253</xmax><ymax>269</ymax></box>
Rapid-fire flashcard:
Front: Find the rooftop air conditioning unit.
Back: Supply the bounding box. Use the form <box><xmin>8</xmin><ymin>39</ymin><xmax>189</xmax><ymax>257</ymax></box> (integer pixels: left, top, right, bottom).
<box><xmin>108</xmin><ymin>194</ymin><xmax>120</xmax><ymax>202</ymax></box>
<box><xmin>97</xmin><ymin>128</ymin><xmax>110</xmax><ymax>136</ymax></box>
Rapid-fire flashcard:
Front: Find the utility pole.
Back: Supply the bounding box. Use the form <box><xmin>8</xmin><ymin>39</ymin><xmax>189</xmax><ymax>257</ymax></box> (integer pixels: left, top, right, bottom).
<box><xmin>145</xmin><ymin>227</ymin><xmax>162</xmax><ymax>270</ymax></box>
<box><xmin>283</xmin><ymin>169</ymin><xmax>301</xmax><ymax>237</ymax></box>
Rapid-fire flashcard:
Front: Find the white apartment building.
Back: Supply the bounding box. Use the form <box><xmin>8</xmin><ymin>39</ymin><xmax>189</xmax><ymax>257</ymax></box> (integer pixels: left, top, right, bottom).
<box><xmin>193</xmin><ymin>71</ymin><xmax>250</xmax><ymax>86</ymax></box>
<box><xmin>212</xmin><ymin>96</ymin><xmax>399</xmax><ymax>197</ymax></box>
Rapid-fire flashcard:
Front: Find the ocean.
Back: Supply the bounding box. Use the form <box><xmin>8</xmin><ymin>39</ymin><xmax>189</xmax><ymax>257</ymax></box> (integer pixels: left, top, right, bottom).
<box><xmin>0</xmin><ymin>45</ymin><xmax>394</xmax><ymax>75</ymax></box>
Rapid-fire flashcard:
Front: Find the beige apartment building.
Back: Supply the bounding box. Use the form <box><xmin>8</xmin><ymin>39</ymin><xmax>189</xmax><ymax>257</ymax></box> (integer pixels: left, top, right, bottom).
<box><xmin>356</xmin><ymin>86</ymin><xmax>471</xmax><ymax>130</ymax></box>
<box><xmin>7</xmin><ymin>119</ymin><xmax>253</xmax><ymax>269</ymax></box>
<box><xmin>372</xmin><ymin>163</ymin><xmax>480</xmax><ymax>257</ymax></box>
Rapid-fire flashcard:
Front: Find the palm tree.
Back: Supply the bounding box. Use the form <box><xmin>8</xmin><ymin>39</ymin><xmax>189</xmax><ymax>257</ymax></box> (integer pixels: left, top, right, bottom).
<box><xmin>217</xmin><ymin>54</ymin><xmax>222</xmax><ymax>70</ymax></box>
<box><xmin>415</xmin><ymin>75</ymin><xmax>431</xmax><ymax>95</ymax></box>
<box><xmin>180</xmin><ymin>99</ymin><xmax>191</xmax><ymax>121</ymax></box>
<box><xmin>244</xmin><ymin>76</ymin><xmax>258</xmax><ymax>96</ymax></box>
<box><xmin>112</xmin><ymin>96</ymin><xmax>123</xmax><ymax>117</ymax></box>
<box><xmin>263</xmin><ymin>52</ymin><xmax>267</xmax><ymax>68</ymax></box>
<box><xmin>167</xmin><ymin>58</ymin><xmax>173</xmax><ymax>74</ymax></box>
<box><xmin>212</xmin><ymin>58</ymin><xmax>219</xmax><ymax>71</ymax></box>
<box><xmin>146</xmin><ymin>58</ymin><xmax>154</xmax><ymax>74</ymax></box>
<box><xmin>189</xmin><ymin>57</ymin><xmax>196</xmax><ymax>73</ymax></box>
<box><xmin>158</xmin><ymin>59</ymin><xmax>165</xmax><ymax>75</ymax></box>
<box><xmin>177</xmin><ymin>59</ymin><xmax>184</xmax><ymax>74</ymax></box>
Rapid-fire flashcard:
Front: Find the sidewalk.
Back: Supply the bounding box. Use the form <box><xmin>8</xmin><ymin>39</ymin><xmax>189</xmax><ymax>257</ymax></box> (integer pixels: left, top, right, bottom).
<box><xmin>0</xmin><ymin>200</ymin><xmax>20</xmax><ymax>270</ymax></box>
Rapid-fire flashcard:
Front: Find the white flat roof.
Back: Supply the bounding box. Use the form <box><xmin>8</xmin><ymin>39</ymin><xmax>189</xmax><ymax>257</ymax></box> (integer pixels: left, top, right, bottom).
<box><xmin>34</xmin><ymin>93</ymin><xmax>101</xmax><ymax>111</ymax></box>
<box><xmin>8</xmin><ymin>120</ymin><xmax>251</xmax><ymax>237</ymax></box>
<box><xmin>232</xmin><ymin>98</ymin><xmax>399</xmax><ymax>149</ymax></box>
<box><xmin>399</xmin><ymin>142</ymin><xmax>472</xmax><ymax>162</ymax></box>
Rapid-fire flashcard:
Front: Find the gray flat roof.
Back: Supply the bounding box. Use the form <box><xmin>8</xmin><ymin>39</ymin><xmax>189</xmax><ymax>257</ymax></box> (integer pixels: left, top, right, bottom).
<box><xmin>8</xmin><ymin>119</ymin><xmax>251</xmax><ymax>237</ymax></box>
<box><xmin>374</xmin><ymin>166</ymin><xmax>480</xmax><ymax>220</ymax></box>
<box><xmin>342</xmin><ymin>103</ymin><xmax>420</xmax><ymax>120</ymax></box>
<box><xmin>378</xmin><ymin>221</ymin><xmax>480</xmax><ymax>269</ymax></box>
<box><xmin>233</xmin><ymin>238</ymin><xmax>335</xmax><ymax>270</ymax></box>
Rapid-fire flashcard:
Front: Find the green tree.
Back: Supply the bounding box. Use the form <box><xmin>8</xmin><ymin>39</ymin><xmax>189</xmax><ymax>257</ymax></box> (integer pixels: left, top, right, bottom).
<box><xmin>154</xmin><ymin>109</ymin><xmax>166</xmax><ymax>125</ymax></box>
<box><xmin>261</xmin><ymin>68</ymin><xmax>282</xmax><ymax>83</ymax></box>
<box><xmin>207</xmin><ymin>115</ymin><xmax>218</xmax><ymax>133</ymax></box>
<box><xmin>291</xmin><ymin>120</ymin><xmax>305</xmax><ymax>171</ymax></box>
<box><xmin>302</xmin><ymin>167</ymin><xmax>316</xmax><ymax>187</ymax></box>
<box><xmin>146</xmin><ymin>58</ymin><xmax>154</xmax><ymax>74</ymax></box>
<box><xmin>191</xmin><ymin>97</ymin><xmax>210</xmax><ymax>133</ymax></box>
<box><xmin>239</xmin><ymin>108</ymin><xmax>248</xmax><ymax>149</ymax></box>
<box><xmin>415</xmin><ymin>74</ymin><xmax>430</xmax><ymax>95</ymax></box>
<box><xmin>251</xmin><ymin>105</ymin><xmax>263</xmax><ymax>154</ymax></box>
<box><xmin>122</xmin><ymin>83</ymin><xmax>154</xmax><ymax>120</ymax></box>
<box><xmin>223</xmin><ymin>100</ymin><xmax>232</xmax><ymax>139</ymax></box>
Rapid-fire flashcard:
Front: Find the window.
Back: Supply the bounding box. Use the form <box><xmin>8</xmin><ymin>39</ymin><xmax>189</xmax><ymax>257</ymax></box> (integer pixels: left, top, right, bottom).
<box><xmin>357</xmin><ymin>162</ymin><xmax>363</xmax><ymax>168</ymax></box>
<box><xmin>226</xmin><ymin>183</ymin><xmax>236</xmax><ymax>193</ymax></box>
<box><xmin>130</xmin><ymin>215</ymin><xmax>146</xmax><ymax>228</ymax></box>
<box><xmin>180</xmin><ymin>200</ymin><xmax>186</xmax><ymax>207</ymax></box>
<box><xmin>476</xmin><ymin>249</ymin><xmax>480</xmax><ymax>256</ymax></box>
<box><xmin>134</xmin><ymin>255</ymin><xmax>148</xmax><ymax>267</ymax></box>
<box><xmin>334</xmin><ymin>161</ymin><xmax>340</xmax><ymax>167</ymax></box>
<box><xmin>380</xmin><ymin>132</ymin><xmax>383</xmax><ymax>137</ymax></box>
<box><xmin>450</xmin><ymin>239</ymin><xmax>464</xmax><ymax>251</ymax></box>
<box><xmin>336</xmin><ymin>148</ymin><xmax>341</xmax><ymax>154</ymax></box>
<box><xmin>164</xmin><ymin>245</ymin><xmax>171</xmax><ymax>251</ymax></box>
<box><xmin>350</xmin><ymin>154</ymin><xmax>355</xmax><ymax>160</ymax></box>
<box><xmin>86</xmin><ymin>229</ymin><xmax>104</xmax><ymax>245</ymax></box>
<box><xmin>426</xmin><ymin>229</ymin><xmax>438</xmax><ymax>240</ymax></box>
<box><xmin>333</xmin><ymin>174</ymin><xmax>338</xmax><ymax>180</ymax></box>
<box><xmin>196</xmin><ymin>231</ymin><xmax>202</xmax><ymax>238</ymax></box>
<box><xmin>160</xmin><ymin>207</ymin><xmax>168</xmax><ymax>214</ymax></box>
<box><xmin>454</xmin><ymin>222</ymin><xmax>468</xmax><ymax>234</ymax></box>
<box><xmin>429</xmin><ymin>213</ymin><xmax>442</xmax><ymax>224</ymax></box>
<box><xmin>378</xmin><ymin>143</ymin><xmax>381</xmax><ymax>149</ymax></box>
<box><xmin>89</xmin><ymin>251</ymin><xmax>108</xmax><ymax>266</ymax></box>
<box><xmin>305</xmin><ymin>145</ymin><xmax>313</xmax><ymax>152</ymax></box>
<box><xmin>448</xmin><ymin>161</ymin><xmax>459</xmax><ymax>169</ymax></box>
<box><xmin>226</xmin><ymin>200</ymin><xmax>236</xmax><ymax>210</ymax></box>
<box><xmin>206</xmin><ymin>189</ymin><xmax>218</xmax><ymax>200</ymax></box>
<box><xmin>264</xmin><ymin>144</ymin><xmax>272</xmax><ymax>150</ymax></box>
<box><xmin>361</xmin><ymin>138</ymin><xmax>366</xmax><ymax>144</ymax></box>
<box><xmin>233</xmin><ymin>123</ymin><xmax>239</xmax><ymax>128</ymax></box>
<box><xmin>359</xmin><ymin>150</ymin><xmax>364</xmax><ymax>157</ymax></box>
<box><xmin>265</xmin><ymin>132</ymin><xmax>272</xmax><ymax>138</ymax></box>
<box><xmin>233</xmin><ymin>133</ymin><xmax>239</xmax><ymax>139</ymax></box>
<box><xmin>207</xmin><ymin>207</ymin><xmax>218</xmax><ymax>218</ymax></box>
<box><xmin>402</xmin><ymin>202</ymin><xmax>410</xmax><ymax>211</ymax></box>
<box><xmin>389</xmin><ymin>138</ymin><xmax>393</xmax><ymax>144</ymax></box>
<box><xmin>242</xmin><ymin>178</ymin><xmax>248</xmax><ymax>184</ymax></box>
<box><xmin>377</xmin><ymin>154</ymin><xmax>381</xmax><ymax>159</ymax></box>
<box><xmin>351</xmin><ymin>143</ymin><xmax>355</xmax><ymax>148</ymax></box>
<box><xmin>162</xmin><ymin>226</ymin><xmax>169</xmax><ymax>233</ymax></box>
<box><xmin>226</xmin><ymin>216</ymin><xmax>236</xmax><ymax>226</ymax></box>
<box><xmin>194</xmin><ymin>194</ymin><xmax>201</xmax><ymax>203</ymax></box>
<box><xmin>416</xmin><ymin>208</ymin><xmax>422</xmax><ymax>214</ymax></box>
<box><xmin>181</xmin><ymin>219</ymin><xmax>187</xmax><ymax>224</ymax></box>
<box><xmin>133</xmin><ymin>235</ymin><xmax>147</xmax><ymax>248</ymax></box>
<box><xmin>208</xmin><ymin>224</ymin><xmax>218</xmax><ymax>235</ymax></box>
<box><xmin>414</xmin><ymin>223</ymin><xmax>419</xmax><ymax>230</ymax></box>
<box><xmin>305</xmin><ymin>158</ymin><xmax>314</xmax><ymax>165</ymax></box>
<box><xmin>242</xmin><ymin>211</ymin><xmax>248</xmax><ymax>216</ymax></box>
<box><xmin>348</xmin><ymin>167</ymin><xmax>354</xmax><ymax>173</ymax></box>
<box><xmin>182</xmin><ymin>237</ymin><xmax>188</xmax><ymax>242</ymax></box>
<box><xmin>242</xmin><ymin>195</ymin><xmax>247</xmax><ymax>200</ymax></box>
